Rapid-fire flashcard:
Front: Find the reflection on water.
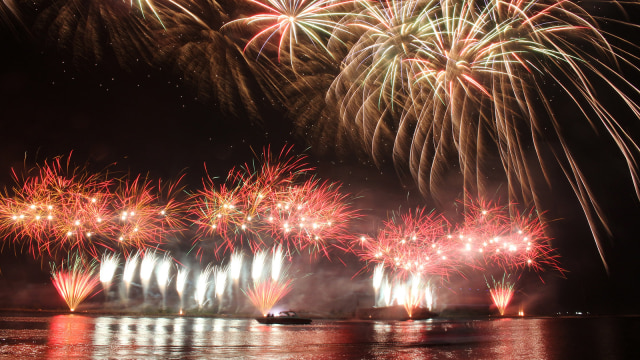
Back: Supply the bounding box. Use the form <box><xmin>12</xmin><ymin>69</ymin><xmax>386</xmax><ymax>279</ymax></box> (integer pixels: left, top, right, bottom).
<box><xmin>1</xmin><ymin>314</ymin><xmax>639</xmax><ymax>359</ymax></box>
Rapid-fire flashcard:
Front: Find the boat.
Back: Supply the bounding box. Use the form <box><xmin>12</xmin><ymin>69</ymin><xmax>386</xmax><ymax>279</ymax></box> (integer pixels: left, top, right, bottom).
<box><xmin>255</xmin><ymin>311</ymin><xmax>312</xmax><ymax>325</ymax></box>
<box><xmin>355</xmin><ymin>305</ymin><xmax>438</xmax><ymax>321</ymax></box>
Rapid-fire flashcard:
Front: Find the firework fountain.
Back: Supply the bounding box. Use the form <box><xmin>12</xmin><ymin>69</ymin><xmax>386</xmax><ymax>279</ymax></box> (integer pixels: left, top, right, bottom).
<box><xmin>99</xmin><ymin>252</ymin><xmax>119</xmax><ymax>302</ymax></box>
<box><xmin>50</xmin><ymin>254</ymin><xmax>100</xmax><ymax>312</ymax></box>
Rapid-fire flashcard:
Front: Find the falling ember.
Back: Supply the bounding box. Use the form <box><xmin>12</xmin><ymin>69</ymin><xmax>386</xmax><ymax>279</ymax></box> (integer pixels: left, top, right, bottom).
<box><xmin>50</xmin><ymin>254</ymin><xmax>100</xmax><ymax>312</ymax></box>
<box><xmin>487</xmin><ymin>274</ymin><xmax>516</xmax><ymax>316</ymax></box>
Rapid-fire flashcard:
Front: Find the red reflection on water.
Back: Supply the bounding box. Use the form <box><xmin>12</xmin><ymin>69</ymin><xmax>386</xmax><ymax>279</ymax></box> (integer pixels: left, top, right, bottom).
<box><xmin>46</xmin><ymin>314</ymin><xmax>93</xmax><ymax>358</ymax></box>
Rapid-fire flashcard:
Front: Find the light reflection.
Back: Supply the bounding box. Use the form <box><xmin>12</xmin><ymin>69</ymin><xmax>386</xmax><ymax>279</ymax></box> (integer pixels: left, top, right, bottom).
<box><xmin>46</xmin><ymin>315</ymin><xmax>93</xmax><ymax>358</ymax></box>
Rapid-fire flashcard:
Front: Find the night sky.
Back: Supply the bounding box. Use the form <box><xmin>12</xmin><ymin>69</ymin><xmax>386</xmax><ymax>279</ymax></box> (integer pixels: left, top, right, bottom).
<box><xmin>1</xmin><ymin>1</ymin><xmax>640</xmax><ymax>315</ymax></box>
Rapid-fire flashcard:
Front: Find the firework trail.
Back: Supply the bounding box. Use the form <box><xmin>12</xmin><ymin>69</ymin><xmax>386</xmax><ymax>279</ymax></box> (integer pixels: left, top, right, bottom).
<box><xmin>252</xmin><ymin>249</ymin><xmax>268</xmax><ymax>283</ymax></box>
<box><xmin>99</xmin><ymin>252</ymin><xmax>120</xmax><ymax>300</ymax></box>
<box><xmin>195</xmin><ymin>263</ymin><xmax>214</xmax><ymax>310</ymax></box>
<box><xmin>139</xmin><ymin>250</ymin><xmax>158</xmax><ymax>301</ymax></box>
<box><xmin>229</xmin><ymin>252</ymin><xmax>244</xmax><ymax>282</ymax></box>
<box><xmin>154</xmin><ymin>0</ymin><xmax>283</xmax><ymax>121</ymax></box>
<box><xmin>372</xmin><ymin>263</ymin><xmax>384</xmax><ymax>305</ymax></box>
<box><xmin>487</xmin><ymin>274</ymin><xmax>516</xmax><ymax>316</ymax></box>
<box><xmin>50</xmin><ymin>253</ymin><xmax>100</xmax><ymax>311</ymax></box>
<box><xmin>175</xmin><ymin>266</ymin><xmax>189</xmax><ymax>313</ymax></box>
<box><xmin>122</xmin><ymin>252</ymin><xmax>140</xmax><ymax>300</ymax></box>
<box><xmin>155</xmin><ymin>253</ymin><xmax>173</xmax><ymax>308</ymax></box>
<box><xmin>31</xmin><ymin>0</ymin><xmax>163</xmax><ymax>69</ymax></box>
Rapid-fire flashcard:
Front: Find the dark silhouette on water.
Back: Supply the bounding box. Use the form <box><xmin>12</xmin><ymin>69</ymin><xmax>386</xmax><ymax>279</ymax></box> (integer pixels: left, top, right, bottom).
<box><xmin>255</xmin><ymin>311</ymin><xmax>312</xmax><ymax>325</ymax></box>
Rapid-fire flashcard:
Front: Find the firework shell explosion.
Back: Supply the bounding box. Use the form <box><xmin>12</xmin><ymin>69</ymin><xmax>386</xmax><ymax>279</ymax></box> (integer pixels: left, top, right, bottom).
<box><xmin>0</xmin><ymin>155</ymin><xmax>188</xmax><ymax>259</ymax></box>
<box><xmin>189</xmin><ymin>147</ymin><xmax>359</xmax><ymax>257</ymax></box>
<box><xmin>355</xmin><ymin>208</ymin><xmax>459</xmax><ymax>278</ymax></box>
<box><xmin>354</xmin><ymin>201</ymin><xmax>563</xmax><ymax>282</ymax></box>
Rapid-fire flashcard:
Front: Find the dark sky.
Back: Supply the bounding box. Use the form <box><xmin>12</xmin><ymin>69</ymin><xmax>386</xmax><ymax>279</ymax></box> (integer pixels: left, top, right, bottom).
<box><xmin>1</xmin><ymin>2</ymin><xmax>640</xmax><ymax>315</ymax></box>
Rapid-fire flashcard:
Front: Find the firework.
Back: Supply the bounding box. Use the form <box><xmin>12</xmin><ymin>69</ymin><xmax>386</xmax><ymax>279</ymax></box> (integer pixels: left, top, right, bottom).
<box><xmin>487</xmin><ymin>274</ymin><xmax>516</xmax><ymax>316</ymax></box>
<box><xmin>156</xmin><ymin>253</ymin><xmax>173</xmax><ymax>308</ymax></box>
<box><xmin>175</xmin><ymin>266</ymin><xmax>189</xmax><ymax>312</ymax></box>
<box><xmin>228</xmin><ymin>0</ymin><xmax>354</xmax><ymax>63</ymax></box>
<box><xmin>190</xmin><ymin>148</ymin><xmax>357</xmax><ymax>256</ymax></box>
<box><xmin>112</xmin><ymin>176</ymin><xmax>180</xmax><ymax>251</ymax></box>
<box><xmin>325</xmin><ymin>0</ymin><xmax>640</xmax><ymax>271</ymax></box>
<box><xmin>214</xmin><ymin>265</ymin><xmax>228</xmax><ymax>299</ymax></box>
<box><xmin>122</xmin><ymin>252</ymin><xmax>140</xmax><ymax>300</ymax></box>
<box><xmin>456</xmin><ymin>199</ymin><xmax>563</xmax><ymax>274</ymax></box>
<box><xmin>0</xmin><ymin>155</ymin><xmax>114</xmax><ymax>258</ymax></box>
<box><xmin>195</xmin><ymin>264</ymin><xmax>214</xmax><ymax>310</ymax></box>
<box><xmin>244</xmin><ymin>277</ymin><xmax>293</xmax><ymax>316</ymax></box>
<box><xmin>229</xmin><ymin>252</ymin><xmax>244</xmax><ymax>282</ymax></box>
<box><xmin>252</xmin><ymin>250</ymin><xmax>268</xmax><ymax>282</ymax></box>
<box><xmin>355</xmin><ymin>207</ymin><xmax>458</xmax><ymax>277</ymax></box>
<box><xmin>50</xmin><ymin>254</ymin><xmax>100</xmax><ymax>311</ymax></box>
<box><xmin>99</xmin><ymin>252</ymin><xmax>120</xmax><ymax>299</ymax></box>
<box><xmin>403</xmin><ymin>274</ymin><xmax>424</xmax><ymax>318</ymax></box>
<box><xmin>139</xmin><ymin>250</ymin><xmax>158</xmax><ymax>301</ymax></box>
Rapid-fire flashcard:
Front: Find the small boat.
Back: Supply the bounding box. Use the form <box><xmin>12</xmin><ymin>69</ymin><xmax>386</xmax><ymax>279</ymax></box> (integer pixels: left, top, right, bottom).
<box><xmin>255</xmin><ymin>311</ymin><xmax>312</xmax><ymax>325</ymax></box>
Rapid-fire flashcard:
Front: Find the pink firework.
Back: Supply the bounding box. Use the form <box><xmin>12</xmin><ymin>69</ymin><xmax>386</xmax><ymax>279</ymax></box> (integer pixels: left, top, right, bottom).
<box><xmin>111</xmin><ymin>175</ymin><xmax>184</xmax><ymax>252</ymax></box>
<box><xmin>262</xmin><ymin>177</ymin><xmax>358</xmax><ymax>255</ymax></box>
<box><xmin>244</xmin><ymin>277</ymin><xmax>293</xmax><ymax>316</ymax></box>
<box><xmin>50</xmin><ymin>254</ymin><xmax>100</xmax><ymax>311</ymax></box>
<box><xmin>0</xmin><ymin>155</ymin><xmax>114</xmax><ymax>258</ymax></box>
<box><xmin>190</xmin><ymin>147</ymin><xmax>357</xmax><ymax>257</ymax></box>
<box><xmin>355</xmin><ymin>208</ymin><xmax>460</xmax><ymax>278</ymax></box>
<box><xmin>455</xmin><ymin>198</ymin><xmax>563</xmax><ymax>274</ymax></box>
<box><xmin>487</xmin><ymin>274</ymin><xmax>516</xmax><ymax>316</ymax></box>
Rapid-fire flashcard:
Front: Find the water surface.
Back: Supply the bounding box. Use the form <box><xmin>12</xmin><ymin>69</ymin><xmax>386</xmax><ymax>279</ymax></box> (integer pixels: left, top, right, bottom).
<box><xmin>1</xmin><ymin>313</ymin><xmax>638</xmax><ymax>359</ymax></box>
